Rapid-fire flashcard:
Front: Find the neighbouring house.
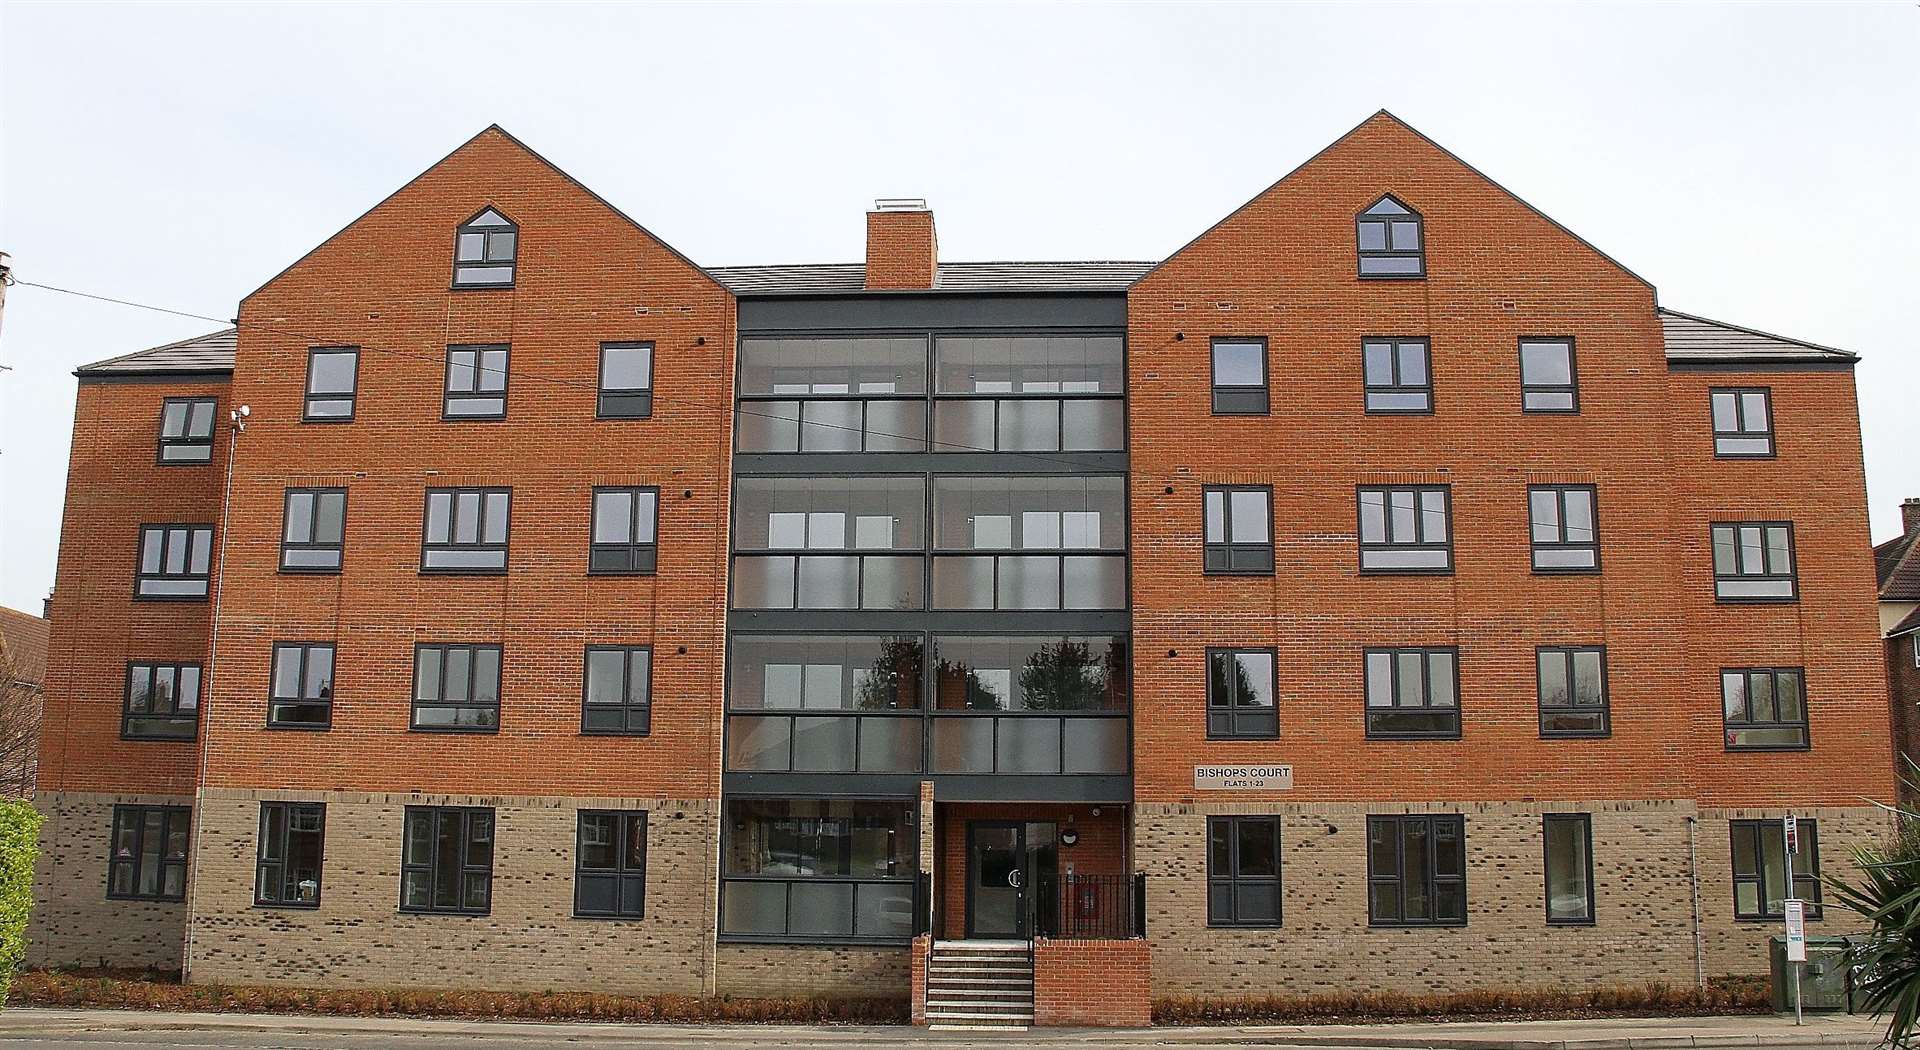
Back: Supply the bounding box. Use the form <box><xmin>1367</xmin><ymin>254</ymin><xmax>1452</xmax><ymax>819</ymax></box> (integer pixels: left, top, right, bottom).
<box><xmin>27</xmin><ymin>111</ymin><xmax>1894</xmax><ymax>1028</ymax></box>
<box><xmin>1878</xmin><ymin>499</ymin><xmax>1920</xmax><ymax>798</ymax></box>
<box><xmin>0</xmin><ymin>605</ymin><xmax>49</xmax><ymax>798</ymax></box>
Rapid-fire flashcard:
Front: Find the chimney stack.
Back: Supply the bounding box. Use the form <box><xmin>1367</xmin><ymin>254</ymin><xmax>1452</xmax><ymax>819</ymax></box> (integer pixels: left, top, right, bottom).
<box><xmin>1903</xmin><ymin>497</ymin><xmax>1920</xmax><ymax>537</ymax></box>
<box><xmin>865</xmin><ymin>199</ymin><xmax>936</xmax><ymax>290</ymax></box>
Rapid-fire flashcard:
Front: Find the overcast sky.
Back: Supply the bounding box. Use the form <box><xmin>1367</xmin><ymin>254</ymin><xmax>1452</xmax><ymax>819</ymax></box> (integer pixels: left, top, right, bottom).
<box><xmin>1</xmin><ymin>2</ymin><xmax>1915</xmax><ymax>615</ymax></box>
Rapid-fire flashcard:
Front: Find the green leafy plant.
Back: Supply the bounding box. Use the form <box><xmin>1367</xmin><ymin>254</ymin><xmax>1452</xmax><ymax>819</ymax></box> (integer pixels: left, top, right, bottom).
<box><xmin>0</xmin><ymin>800</ymin><xmax>44</xmax><ymax>1006</ymax></box>
<box><xmin>1827</xmin><ymin>769</ymin><xmax>1920</xmax><ymax>1048</ymax></box>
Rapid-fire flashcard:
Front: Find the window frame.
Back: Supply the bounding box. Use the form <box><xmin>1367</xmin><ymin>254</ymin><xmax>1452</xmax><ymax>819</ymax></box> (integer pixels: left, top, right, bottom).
<box><xmin>1355</xmin><ymin>194</ymin><xmax>1426</xmax><ymax>280</ymax></box>
<box><xmin>1721</xmin><ymin>666</ymin><xmax>1811</xmax><ymax>751</ymax></box>
<box><xmin>1356</xmin><ymin>484</ymin><xmax>1454</xmax><ymax>575</ymax></box>
<box><xmin>1710</xmin><ymin>521</ymin><xmax>1798</xmax><ymax>603</ymax></box>
<box><xmin>1710</xmin><ymin>387</ymin><xmax>1776</xmax><ymax>459</ymax></box>
<box><xmin>1542</xmin><ymin>813</ymin><xmax>1596</xmax><ymax>926</ymax></box>
<box><xmin>421</xmin><ymin>487</ymin><xmax>512</xmax><ymax>575</ymax></box>
<box><xmin>279</xmin><ymin>487</ymin><xmax>347</xmax><ymax>574</ymax></box>
<box><xmin>442</xmin><ymin>343</ymin><xmax>510</xmax><ymax>420</ymax></box>
<box><xmin>120</xmin><ymin>661</ymin><xmax>202</xmax><ymax>741</ymax></box>
<box><xmin>1536</xmin><ymin>645</ymin><xmax>1610</xmax><ymax>739</ymax></box>
<box><xmin>450</xmin><ymin>207</ymin><xmax>518</xmax><ymax>290</ymax></box>
<box><xmin>254</xmin><ymin>801</ymin><xmax>326</xmax><ymax>909</ymax></box>
<box><xmin>1209</xmin><ymin>337</ymin><xmax>1270</xmax><ymax>416</ymax></box>
<box><xmin>267</xmin><ymin>641</ymin><xmax>336</xmax><ymax>731</ymax></box>
<box><xmin>1364</xmin><ymin>646</ymin><xmax>1462</xmax><ymax>740</ymax></box>
<box><xmin>1202</xmin><ymin>484</ymin><xmax>1275</xmax><ymax>575</ymax></box>
<box><xmin>1519</xmin><ymin>337</ymin><xmax>1580</xmax><ymax>414</ymax></box>
<box><xmin>410</xmin><ymin>643</ymin><xmax>504</xmax><ymax>734</ymax></box>
<box><xmin>1528</xmin><ymin>484</ymin><xmax>1601</xmax><ymax>574</ymax></box>
<box><xmin>1206</xmin><ymin>647</ymin><xmax>1279</xmax><ymax>740</ymax></box>
<box><xmin>399</xmin><ymin>806</ymin><xmax>496</xmax><ymax>915</ymax></box>
<box><xmin>1361</xmin><ymin>337</ymin><xmax>1434</xmax><ymax>414</ymax></box>
<box><xmin>106</xmin><ymin>804</ymin><xmax>191</xmax><ymax>902</ymax></box>
<box><xmin>588</xmin><ymin>486</ymin><xmax>659</xmax><ymax>576</ymax></box>
<box><xmin>156</xmin><ymin>397</ymin><xmax>218</xmax><ymax>465</ymax></box>
<box><xmin>302</xmin><ymin>346</ymin><xmax>360</xmax><ymax>423</ymax></box>
<box><xmin>597</xmin><ymin>342</ymin><xmax>655</xmax><ymax>419</ymax></box>
<box><xmin>574</xmin><ymin>810</ymin><xmax>648</xmax><ymax>919</ymax></box>
<box><xmin>581</xmin><ymin>645</ymin><xmax>652</xmax><ymax>736</ymax></box>
<box><xmin>133</xmin><ymin>524</ymin><xmax>214</xmax><ymax>601</ymax></box>
<box><xmin>1206</xmin><ymin>815</ymin><xmax>1282</xmax><ymax>928</ymax></box>
<box><xmin>1730</xmin><ymin>818</ymin><xmax>1822</xmax><ymax>921</ymax></box>
<box><xmin>1366</xmin><ymin>813</ymin><xmax>1467</xmax><ymax>926</ymax></box>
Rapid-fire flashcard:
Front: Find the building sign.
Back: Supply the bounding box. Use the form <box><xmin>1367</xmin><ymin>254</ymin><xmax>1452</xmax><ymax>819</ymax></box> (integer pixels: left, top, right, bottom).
<box><xmin>1784</xmin><ymin>898</ymin><xmax>1807</xmax><ymax>962</ymax></box>
<box><xmin>1194</xmin><ymin>764</ymin><xmax>1294</xmax><ymax>791</ymax></box>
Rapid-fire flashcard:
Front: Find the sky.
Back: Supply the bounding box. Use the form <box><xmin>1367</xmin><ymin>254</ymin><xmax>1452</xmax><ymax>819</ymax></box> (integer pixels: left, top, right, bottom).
<box><xmin>0</xmin><ymin>2</ymin><xmax>1915</xmax><ymax>616</ymax></box>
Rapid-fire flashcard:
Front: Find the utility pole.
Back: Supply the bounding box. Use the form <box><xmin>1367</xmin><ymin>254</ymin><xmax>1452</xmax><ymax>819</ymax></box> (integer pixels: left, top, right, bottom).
<box><xmin>0</xmin><ymin>251</ymin><xmax>12</xmax><ymax>343</ymax></box>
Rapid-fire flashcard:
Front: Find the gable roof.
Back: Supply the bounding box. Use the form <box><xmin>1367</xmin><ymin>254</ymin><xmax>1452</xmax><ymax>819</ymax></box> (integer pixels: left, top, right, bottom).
<box><xmin>1890</xmin><ymin>606</ymin><xmax>1920</xmax><ymax>640</ymax></box>
<box><xmin>1659</xmin><ymin>308</ymin><xmax>1859</xmax><ymax>364</ymax></box>
<box><xmin>1133</xmin><ymin>109</ymin><xmax>1656</xmax><ymax>292</ymax></box>
<box><xmin>711</xmin><ymin>260</ymin><xmax>1153</xmax><ymax>296</ymax></box>
<box><xmin>0</xmin><ymin>607</ymin><xmax>49</xmax><ymax>689</ymax></box>
<box><xmin>1880</xmin><ymin>529</ymin><xmax>1920</xmax><ymax>603</ymax></box>
<box><xmin>75</xmin><ymin>328</ymin><xmax>237</xmax><ymax>378</ymax></box>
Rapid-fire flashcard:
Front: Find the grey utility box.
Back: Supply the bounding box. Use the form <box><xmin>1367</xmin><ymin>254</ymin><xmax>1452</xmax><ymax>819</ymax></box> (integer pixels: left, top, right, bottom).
<box><xmin>1770</xmin><ymin>936</ymin><xmax>1859</xmax><ymax>1013</ymax></box>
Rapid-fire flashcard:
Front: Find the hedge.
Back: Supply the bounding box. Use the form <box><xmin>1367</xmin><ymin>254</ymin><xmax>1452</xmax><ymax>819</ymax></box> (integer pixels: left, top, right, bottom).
<box><xmin>0</xmin><ymin>800</ymin><xmax>43</xmax><ymax>1007</ymax></box>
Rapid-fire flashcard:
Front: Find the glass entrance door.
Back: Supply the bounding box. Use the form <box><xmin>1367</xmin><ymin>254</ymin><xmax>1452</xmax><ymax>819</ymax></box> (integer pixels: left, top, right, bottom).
<box><xmin>966</xmin><ymin>820</ymin><xmax>1058</xmax><ymax>938</ymax></box>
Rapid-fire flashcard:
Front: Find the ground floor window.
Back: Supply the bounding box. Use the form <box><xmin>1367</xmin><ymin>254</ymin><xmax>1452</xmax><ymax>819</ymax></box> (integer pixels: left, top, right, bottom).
<box><xmin>400</xmin><ymin>806</ymin><xmax>494</xmax><ymax>915</ymax></box>
<box><xmin>256</xmin><ymin>802</ymin><xmax>325</xmax><ymax>907</ymax></box>
<box><xmin>719</xmin><ymin>798</ymin><xmax>916</xmax><ymax>943</ymax></box>
<box><xmin>1367</xmin><ymin>814</ymin><xmax>1466</xmax><ymax>926</ymax></box>
<box><xmin>1542</xmin><ymin>813</ymin><xmax>1594</xmax><ymax>924</ymax></box>
<box><xmin>1731</xmin><ymin>818</ymin><xmax>1821</xmax><ymax>920</ymax></box>
<box><xmin>1207</xmin><ymin>815</ymin><xmax>1281</xmax><ymax>926</ymax></box>
<box><xmin>108</xmin><ymin>805</ymin><xmax>190</xmax><ymax>901</ymax></box>
<box><xmin>576</xmin><ymin>810</ymin><xmax>647</xmax><ymax>918</ymax></box>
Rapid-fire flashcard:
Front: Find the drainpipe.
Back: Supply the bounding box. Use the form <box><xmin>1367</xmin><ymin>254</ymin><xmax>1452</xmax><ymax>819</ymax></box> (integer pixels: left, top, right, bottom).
<box><xmin>1687</xmin><ymin>814</ymin><xmax>1705</xmax><ymax>989</ymax></box>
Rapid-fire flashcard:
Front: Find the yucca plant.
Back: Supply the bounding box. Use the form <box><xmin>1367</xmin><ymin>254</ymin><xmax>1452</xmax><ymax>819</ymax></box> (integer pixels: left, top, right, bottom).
<box><xmin>1827</xmin><ymin>767</ymin><xmax>1920</xmax><ymax>1048</ymax></box>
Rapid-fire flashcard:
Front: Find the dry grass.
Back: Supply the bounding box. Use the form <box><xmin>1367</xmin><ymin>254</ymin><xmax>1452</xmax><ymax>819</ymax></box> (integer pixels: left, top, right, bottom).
<box><xmin>1153</xmin><ymin>976</ymin><xmax>1771</xmax><ymax>1025</ymax></box>
<box><xmin>8</xmin><ymin>968</ymin><xmax>908</xmax><ymax>1024</ymax></box>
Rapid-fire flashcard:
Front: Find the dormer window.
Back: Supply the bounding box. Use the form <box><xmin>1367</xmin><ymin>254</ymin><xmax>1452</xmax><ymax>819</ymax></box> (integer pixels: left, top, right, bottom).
<box><xmin>453</xmin><ymin>208</ymin><xmax>517</xmax><ymax>288</ymax></box>
<box><xmin>1356</xmin><ymin>195</ymin><xmax>1424</xmax><ymax>278</ymax></box>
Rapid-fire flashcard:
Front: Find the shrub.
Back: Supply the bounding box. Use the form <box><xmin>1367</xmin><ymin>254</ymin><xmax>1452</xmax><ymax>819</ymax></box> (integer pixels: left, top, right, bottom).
<box><xmin>1152</xmin><ymin>977</ymin><xmax>1768</xmax><ymax>1025</ymax></box>
<box><xmin>0</xmin><ymin>801</ymin><xmax>43</xmax><ymax>1007</ymax></box>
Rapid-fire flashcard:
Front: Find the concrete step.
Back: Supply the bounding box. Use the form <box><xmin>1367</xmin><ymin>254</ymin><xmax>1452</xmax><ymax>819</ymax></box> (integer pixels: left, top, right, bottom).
<box><xmin>928</xmin><ymin>1023</ymin><xmax>1030</xmax><ymax>1032</ymax></box>
<box><xmin>928</xmin><ymin>975</ymin><xmax>1032</xmax><ymax>987</ymax></box>
<box><xmin>927</xmin><ymin>1011</ymin><xmax>1035</xmax><ymax>1023</ymax></box>
<box><xmin>928</xmin><ymin>997</ymin><xmax>1033</xmax><ymax>1010</ymax></box>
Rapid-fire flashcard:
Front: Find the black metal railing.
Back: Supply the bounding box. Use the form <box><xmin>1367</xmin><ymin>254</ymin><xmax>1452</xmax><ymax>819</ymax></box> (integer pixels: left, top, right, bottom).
<box><xmin>1028</xmin><ymin>872</ymin><xmax>1144</xmax><ymax>940</ymax></box>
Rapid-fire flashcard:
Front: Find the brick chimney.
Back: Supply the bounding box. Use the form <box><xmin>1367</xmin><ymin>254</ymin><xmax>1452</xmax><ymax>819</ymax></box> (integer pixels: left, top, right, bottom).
<box><xmin>1904</xmin><ymin>498</ymin><xmax>1920</xmax><ymax>537</ymax></box>
<box><xmin>865</xmin><ymin>199</ymin><xmax>937</xmax><ymax>290</ymax></box>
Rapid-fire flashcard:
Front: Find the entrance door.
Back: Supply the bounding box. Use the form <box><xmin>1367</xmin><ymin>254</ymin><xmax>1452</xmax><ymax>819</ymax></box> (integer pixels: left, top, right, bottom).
<box><xmin>966</xmin><ymin>821</ymin><xmax>1058</xmax><ymax>939</ymax></box>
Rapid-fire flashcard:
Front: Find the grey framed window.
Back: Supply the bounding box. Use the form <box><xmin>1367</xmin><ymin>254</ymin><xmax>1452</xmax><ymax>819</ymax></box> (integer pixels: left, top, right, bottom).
<box><xmin>452</xmin><ymin>207</ymin><xmax>516</xmax><ymax>288</ymax></box>
<box><xmin>1203</xmin><ymin>485</ymin><xmax>1273</xmax><ymax>574</ymax></box>
<box><xmin>1712</xmin><ymin>388</ymin><xmax>1774</xmax><ymax>458</ymax></box>
<box><xmin>926</xmin><ymin>635</ymin><xmax>1128</xmax><ymax>776</ymax></box>
<box><xmin>400</xmin><ymin>806</ymin><xmax>494</xmax><ymax>914</ymax></box>
<box><xmin>1543</xmin><ymin>814</ymin><xmax>1594</xmax><ymax>925</ymax></box>
<box><xmin>268</xmin><ymin>642</ymin><xmax>334</xmax><ymax>729</ymax></box>
<box><xmin>1367</xmin><ymin>814</ymin><xmax>1465</xmax><ymax>926</ymax></box>
<box><xmin>280</xmin><ymin>488</ymin><xmax>346</xmax><ymax>573</ymax></box>
<box><xmin>157</xmin><ymin>397</ymin><xmax>217</xmax><ymax>463</ymax></box>
<box><xmin>1711</xmin><ymin>522</ymin><xmax>1796</xmax><ymax>601</ymax></box>
<box><xmin>422</xmin><ymin>487</ymin><xmax>510</xmax><ymax>573</ymax></box>
<box><xmin>1528</xmin><ymin>485</ymin><xmax>1599</xmax><ymax>573</ymax></box>
<box><xmin>589</xmin><ymin>487</ymin><xmax>657</xmax><ymax>574</ymax></box>
<box><xmin>736</xmin><ymin>336</ymin><xmax>927</xmax><ymax>453</ymax></box>
<box><xmin>1722</xmin><ymin>667</ymin><xmax>1809</xmax><ymax>750</ymax></box>
<box><xmin>1364</xmin><ymin>647</ymin><xmax>1459</xmax><ymax>738</ymax></box>
<box><xmin>443</xmin><ymin>344</ymin><xmax>508</xmax><ymax>418</ymax></box>
<box><xmin>718</xmin><ymin>799</ymin><xmax>916</xmax><ymax>944</ymax></box>
<box><xmin>1538</xmin><ymin>646</ymin><xmax>1608</xmax><ymax>738</ymax></box>
<box><xmin>255</xmin><ymin>802</ymin><xmax>325</xmax><ymax>908</ymax></box>
<box><xmin>1207</xmin><ymin>648</ymin><xmax>1277</xmax><ymax>739</ymax></box>
<box><xmin>1519</xmin><ymin>338</ymin><xmax>1578</xmax><ymax>413</ymax></box>
<box><xmin>1358</xmin><ymin>485</ymin><xmax>1452</xmax><ymax>573</ymax></box>
<box><xmin>598</xmin><ymin>343</ymin><xmax>654</xmax><ymax>419</ymax></box>
<box><xmin>575</xmin><ymin>810</ymin><xmax>647</xmax><ymax>918</ymax></box>
<box><xmin>303</xmin><ymin>347</ymin><xmax>358</xmax><ymax>421</ymax></box>
<box><xmin>122</xmin><ymin>662</ymin><xmax>200</xmax><ymax>740</ymax></box>
<box><xmin>728</xmin><ymin>634</ymin><xmax>926</xmax><ymax>775</ymax></box>
<box><xmin>1731</xmin><ymin>818</ymin><xmax>1820</xmax><ymax>921</ymax></box>
<box><xmin>411</xmin><ymin>643</ymin><xmax>501</xmax><ymax>732</ymax></box>
<box><xmin>734</xmin><ymin>476</ymin><xmax>928</xmax><ymax>611</ymax></box>
<box><xmin>930</xmin><ymin>476</ymin><xmax>1126</xmax><ymax>611</ymax></box>
<box><xmin>583</xmin><ymin>645</ymin><xmax>651</xmax><ymax>735</ymax></box>
<box><xmin>135</xmin><ymin>524</ymin><xmax>213</xmax><ymax>600</ymax></box>
<box><xmin>1210</xmin><ymin>338</ymin><xmax>1269</xmax><ymax>415</ymax></box>
<box><xmin>1363</xmin><ymin>338</ymin><xmax>1432</xmax><ymax>413</ymax></box>
<box><xmin>1207</xmin><ymin>815</ymin><xmax>1281</xmax><ymax>927</ymax></box>
<box><xmin>1356</xmin><ymin>195</ymin><xmax>1424</xmax><ymax>278</ymax></box>
<box><xmin>933</xmin><ymin>335</ymin><xmax>1125</xmax><ymax>452</ymax></box>
<box><xmin>107</xmin><ymin>805</ymin><xmax>190</xmax><ymax>902</ymax></box>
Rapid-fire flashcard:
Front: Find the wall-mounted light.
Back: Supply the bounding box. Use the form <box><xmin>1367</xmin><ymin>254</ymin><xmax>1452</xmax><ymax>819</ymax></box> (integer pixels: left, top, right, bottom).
<box><xmin>1060</xmin><ymin>829</ymin><xmax>1080</xmax><ymax>847</ymax></box>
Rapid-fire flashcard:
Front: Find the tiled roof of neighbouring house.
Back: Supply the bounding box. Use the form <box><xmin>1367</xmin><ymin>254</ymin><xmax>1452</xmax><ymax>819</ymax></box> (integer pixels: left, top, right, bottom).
<box><xmin>1879</xmin><ymin>529</ymin><xmax>1920</xmax><ymax>604</ymax></box>
<box><xmin>0</xmin><ymin>607</ymin><xmax>49</xmax><ymax>689</ymax></box>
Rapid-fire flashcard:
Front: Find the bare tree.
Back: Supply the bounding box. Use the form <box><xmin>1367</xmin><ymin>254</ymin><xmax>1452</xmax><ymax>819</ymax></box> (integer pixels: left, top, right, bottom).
<box><xmin>0</xmin><ymin>661</ymin><xmax>39</xmax><ymax>799</ymax></box>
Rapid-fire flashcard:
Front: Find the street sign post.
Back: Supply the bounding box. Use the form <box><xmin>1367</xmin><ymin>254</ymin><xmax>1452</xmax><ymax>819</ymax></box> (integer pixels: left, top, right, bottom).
<box><xmin>1784</xmin><ymin>897</ymin><xmax>1806</xmax><ymax>1024</ymax></box>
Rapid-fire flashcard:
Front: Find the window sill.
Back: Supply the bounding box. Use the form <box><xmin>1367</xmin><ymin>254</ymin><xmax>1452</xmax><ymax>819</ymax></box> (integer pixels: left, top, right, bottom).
<box><xmin>1358</xmin><ymin>566</ymin><xmax>1455</xmax><ymax>576</ymax></box>
<box><xmin>155</xmin><ymin>457</ymin><xmax>214</xmax><ymax>467</ymax></box>
<box><xmin>418</xmin><ymin>567</ymin><xmax>509</xmax><ymax>577</ymax></box>
<box><xmin>1541</xmin><ymin>730</ymin><xmax>1612</xmax><ymax>741</ymax></box>
<box><xmin>1205</xmin><ymin>921</ymin><xmax>1283</xmax><ymax>930</ymax></box>
<box><xmin>107</xmin><ymin>893</ymin><xmax>187</xmax><ymax>904</ymax></box>
<box><xmin>1355</xmin><ymin>273</ymin><xmax>1427</xmax><ymax>281</ymax></box>
<box><xmin>1531</xmin><ymin>566</ymin><xmax>1601</xmax><ymax>576</ymax></box>
<box><xmin>132</xmin><ymin>592</ymin><xmax>211</xmax><ymax>603</ymax></box>
<box><xmin>398</xmin><ymin>907</ymin><xmax>492</xmax><ymax>917</ymax></box>
<box><xmin>1724</xmin><ymin>743</ymin><xmax>1813</xmax><ymax>753</ymax></box>
<box><xmin>408</xmin><ymin>725</ymin><xmax>501</xmax><ymax>735</ymax></box>
<box><xmin>580</xmin><ymin>728</ymin><xmax>652</xmax><ymax>737</ymax></box>
<box><xmin>449</xmin><ymin>282</ymin><xmax>516</xmax><ymax>292</ymax></box>
<box><xmin>1202</xmin><ymin>568</ymin><xmax>1276</xmax><ymax>578</ymax></box>
<box><xmin>278</xmin><ymin>566</ymin><xmax>343</xmax><ymax>576</ymax></box>
<box><xmin>300</xmin><ymin>415</ymin><xmax>357</xmax><ymax>424</ymax></box>
<box><xmin>1736</xmin><ymin>913</ymin><xmax>1823</xmax><ymax>924</ymax></box>
<box><xmin>1363</xmin><ymin>407</ymin><xmax>1435</xmax><ymax>417</ymax></box>
<box><xmin>1713</xmin><ymin>594</ymin><xmax>1800</xmax><ymax>605</ymax></box>
<box><xmin>716</xmin><ymin>934</ymin><xmax>913</xmax><ymax>948</ymax></box>
<box><xmin>253</xmin><ymin>901</ymin><xmax>321</xmax><ymax>911</ymax></box>
<box><xmin>1204</xmin><ymin>733</ymin><xmax>1281</xmax><ymax>742</ymax></box>
<box><xmin>1365</xmin><ymin>732</ymin><xmax>1464</xmax><ymax>742</ymax></box>
<box><xmin>586</xmin><ymin>569</ymin><xmax>658</xmax><ymax>577</ymax></box>
<box><xmin>1545</xmin><ymin>917</ymin><xmax>1597</xmax><ymax>927</ymax></box>
<box><xmin>1367</xmin><ymin>919</ymin><xmax>1468</xmax><ymax>928</ymax></box>
<box><xmin>573</xmin><ymin>911</ymin><xmax>648</xmax><ymax>921</ymax></box>
<box><xmin>120</xmin><ymin>733</ymin><xmax>199</xmax><ymax>743</ymax></box>
<box><xmin>265</xmin><ymin>722</ymin><xmax>333</xmax><ymax>732</ymax></box>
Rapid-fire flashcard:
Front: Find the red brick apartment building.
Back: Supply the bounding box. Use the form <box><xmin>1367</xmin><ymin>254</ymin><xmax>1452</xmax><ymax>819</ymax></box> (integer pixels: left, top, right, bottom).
<box><xmin>29</xmin><ymin>112</ymin><xmax>1893</xmax><ymax>1027</ymax></box>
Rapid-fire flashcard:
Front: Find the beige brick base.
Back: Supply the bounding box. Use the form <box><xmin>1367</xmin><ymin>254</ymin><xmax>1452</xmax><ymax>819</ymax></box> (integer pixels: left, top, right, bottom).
<box><xmin>182</xmin><ymin>789</ymin><xmax>717</xmax><ymax>995</ymax></box>
<box><xmin>28</xmin><ymin>790</ymin><xmax>192</xmax><ymax>970</ymax></box>
<box><xmin>714</xmin><ymin>943</ymin><xmax>909</xmax><ymax>998</ymax></box>
<box><xmin>1136</xmin><ymin>800</ymin><xmax>1891</xmax><ymax>999</ymax></box>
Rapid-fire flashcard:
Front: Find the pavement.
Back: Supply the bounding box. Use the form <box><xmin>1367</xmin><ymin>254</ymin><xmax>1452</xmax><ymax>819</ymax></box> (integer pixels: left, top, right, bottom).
<box><xmin>0</xmin><ymin>1007</ymin><xmax>1890</xmax><ymax>1050</ymax></box>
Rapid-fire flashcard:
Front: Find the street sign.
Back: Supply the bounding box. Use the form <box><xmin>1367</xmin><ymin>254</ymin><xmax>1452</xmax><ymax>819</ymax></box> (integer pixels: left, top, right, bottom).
<box><xmin>1785</xmin><ymin>815</ymin><xmax>1799</xmax><ymax>854</ymax></box>
<box><xmin>1784</xmin><ymin>898</ymin><xmax>1807</xmax><ymax>962</ymax></box>
<box><xmin>1193</xmin><ymin>764</ymin><xmax>1294</xmax><ymax>791</ymax></box>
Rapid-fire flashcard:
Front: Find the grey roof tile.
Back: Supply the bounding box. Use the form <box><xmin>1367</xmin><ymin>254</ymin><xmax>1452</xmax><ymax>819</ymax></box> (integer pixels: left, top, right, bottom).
<box><xmin>75</xmin><ymin>328</ymin><xmax>236</xmax><ymax>377</ymax></box>
<box><xmin>709</xmin><ymin>261</ymin><xmax>1153</xmax><ymax>295</ymax></box>
<box><xmin>1659</xmin><ymin>308</ymin><xmax>1857</xmax><ymax>363</ymax></box>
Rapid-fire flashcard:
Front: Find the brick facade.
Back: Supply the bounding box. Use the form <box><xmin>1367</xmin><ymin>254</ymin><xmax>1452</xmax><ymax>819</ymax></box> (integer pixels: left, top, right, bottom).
<box><xmin>1033</xmin><ymin>937</ymin><xmax>1151</xmax><ymax>1027</ymax></box>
